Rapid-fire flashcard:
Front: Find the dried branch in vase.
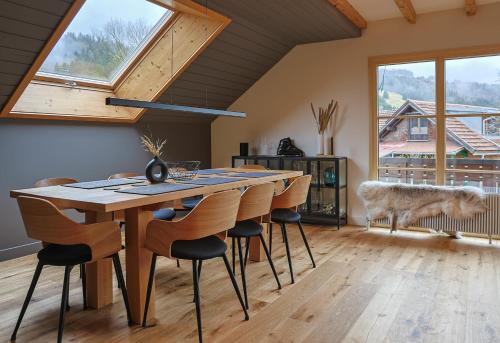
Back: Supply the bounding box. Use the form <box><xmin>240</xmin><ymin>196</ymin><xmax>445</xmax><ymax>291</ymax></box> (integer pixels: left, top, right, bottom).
<box><xmin>140</xmin><ymin>133</ymin><xmax>167</xmax><ymax>158</ymax></box>
<box><xmin>311</xmin><ymin>99</ymin><xmax>338</xmax><ymax>134</ymax></box>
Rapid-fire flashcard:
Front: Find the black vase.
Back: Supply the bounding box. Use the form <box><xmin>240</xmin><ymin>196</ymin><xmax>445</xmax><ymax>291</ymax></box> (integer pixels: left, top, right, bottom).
<box><xmin>145</xmin><ymin>156</ymin><xmax>168</xmax><ymax>183</ymax></box>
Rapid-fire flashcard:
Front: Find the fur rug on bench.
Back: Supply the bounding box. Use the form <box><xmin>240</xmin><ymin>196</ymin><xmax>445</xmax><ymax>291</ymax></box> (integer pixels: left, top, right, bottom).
<box><xmin>358</xmin><ymin>181</ymin><xmax>487</xmax><ymax>229</ymax></box>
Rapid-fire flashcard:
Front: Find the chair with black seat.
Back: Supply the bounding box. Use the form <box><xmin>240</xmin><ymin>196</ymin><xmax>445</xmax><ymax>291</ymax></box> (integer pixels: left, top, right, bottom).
<box><xmin>142</xmin><ymin>190</ymin><xmax>248</xmax><ymax>343</ymax></box>
<box><xmin>108</xmin><ymin>173</ymin><xmax>176</xmax><ymax>222</ymax></box>
<box><xmin>11</xmin><ymin>196</ymin><xmax>131</xmax><ymax>343</ymax></box>
<box><xmin>35</xmin><ymin>177</ymin><xmax>87</xmax><ymax>300</ymax></box>
<box><xmin>228</xmin><ymin>182</ymin><xmax>281</xmax><ymax>309</ymax></box>
<box><xmin>268</xmin><ymin>175</ymin><xmax>316</xmax><ymax>284</ymax></box>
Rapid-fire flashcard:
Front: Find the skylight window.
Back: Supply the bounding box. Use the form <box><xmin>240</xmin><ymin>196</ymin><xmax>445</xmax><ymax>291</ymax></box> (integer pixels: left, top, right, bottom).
<box><xmin>37</xmin><ymin>0</ymin><xmax>173</xmax><ymax>85</ymax></box>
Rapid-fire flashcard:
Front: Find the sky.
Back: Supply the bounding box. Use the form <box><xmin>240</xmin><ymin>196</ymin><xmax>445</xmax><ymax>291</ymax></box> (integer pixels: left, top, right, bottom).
<box><xmin>68</xmin><ymin>0</ymin><xmax>170</xmax><ymax>35</ymax></box>
<box><xmin>383</xmin><ymin>56</ymin><xmax>500</xmax><ymax>84</ymax></box>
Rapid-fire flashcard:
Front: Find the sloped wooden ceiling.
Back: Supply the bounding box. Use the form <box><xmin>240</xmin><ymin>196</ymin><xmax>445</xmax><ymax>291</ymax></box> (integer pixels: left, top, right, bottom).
<box><xmin>0</xmin><ymin>0</ymin><xmax>74</xmax><ymax>112</ymax></box>
<box><xmin>155</xmin><ymin>0</ymin><xmax>361</xmax><ymax>112</ymax></box>
<box><xmin>0</xmin><ymin>0</ymin><xmax>360</xmax><ymax>120</ymax></box>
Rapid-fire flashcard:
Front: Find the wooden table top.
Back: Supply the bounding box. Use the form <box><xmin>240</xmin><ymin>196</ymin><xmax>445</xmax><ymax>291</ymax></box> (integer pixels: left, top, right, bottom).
<box><xmin>10</xmin><ymin>168</ymin><xmax>303</xmax><ymax>213</ymax></box>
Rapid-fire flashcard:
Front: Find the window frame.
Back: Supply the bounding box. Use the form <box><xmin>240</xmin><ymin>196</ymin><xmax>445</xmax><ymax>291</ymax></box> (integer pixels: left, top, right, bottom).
<box><xmin>369</xmin><ymin>44</ymin><xmax>500</xmax><ymax>186</ymax></box>
<box><xmin>32</xmin><ymin>1</ymin><xmax>177</xmax><ymax>90</ymax></box>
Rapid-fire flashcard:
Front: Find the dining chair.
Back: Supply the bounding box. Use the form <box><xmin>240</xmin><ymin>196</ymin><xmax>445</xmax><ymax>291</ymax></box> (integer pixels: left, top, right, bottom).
<box><xmin>12</xmin><ymin>196</ymin><xmax>131</xmax><ymax>343</ymax></box>
<box><xmin>35</xmin><ymin>177</ymin><xmax>86</xmax><ymax>298</ymax></box>
<box><xmin>108</xmin><ymin>173</ymin><xmax>176</xmax><ymax>221</ymax></box>
<box><xmin>268</xmin><ymin>175</ymin><xmax>315</xmax><ymax>284</ymax></box>
<box><xmin>228</xmin><ymin>182</ymin><xmax>281</xmax><ymax>309</ymax></box>
<box><xmin>142</xmin><ymin>190</ymin><xmax>248</xmax><ymax>343</ymax></box>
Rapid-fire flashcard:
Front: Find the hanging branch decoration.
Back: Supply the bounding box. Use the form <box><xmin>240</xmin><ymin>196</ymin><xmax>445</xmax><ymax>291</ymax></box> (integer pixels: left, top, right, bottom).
<box><xmin>140</xmin><ymin>133</ymin><xmax>167</xmax><ymax>158</ymax></box>
<box><xmin>311</xmin><ymin>99</ymin><xmax>338</xmax><ymax>134</ymax></box>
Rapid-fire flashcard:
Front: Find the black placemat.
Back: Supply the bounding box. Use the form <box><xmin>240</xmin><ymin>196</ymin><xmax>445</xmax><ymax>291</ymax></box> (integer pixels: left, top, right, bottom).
<box><xmin>115</xmin><ymin>183</ymin><xmax>202</xmax><ymax>195</ymax></box>
<box><xmin>128</xmin><ymin>176</ymin><xmax>147</xmax><ymax>180</ymax></box>
<box><xmin>63</xmin><ymin>179</ymin><xmax>144</xmax><ymax>189</ymax></box>
<box><xmin>197</xmin><ymin>169</ymin><xmax>233</xmax><ymax>175</ymax></box>
<box><xmin>227</xmin><ymin>172</ymin><xmax>280</xmax><ymax>178</ymax></box>
<box><xmin>182</xmin><ymin>177</ymin><xmax>243</xmax><ymax>185</ymax></box>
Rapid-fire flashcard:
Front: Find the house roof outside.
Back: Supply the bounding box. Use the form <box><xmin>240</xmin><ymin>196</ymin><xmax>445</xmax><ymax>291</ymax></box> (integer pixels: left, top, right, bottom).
<box><xmin>379</xmin><ymin>100</ymin><xmax>500</xmax><ymax>156</ymax></box>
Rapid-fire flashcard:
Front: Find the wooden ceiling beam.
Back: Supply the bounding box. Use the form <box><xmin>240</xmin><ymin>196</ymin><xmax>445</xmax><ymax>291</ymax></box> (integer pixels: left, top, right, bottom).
<box><xmin>328</xmin><ymin>0</ymin><xmax>367</xmax><ymax>30</ymax></box>
<box><xmin>465</xmin><ymin>0</ymin><xmax>477</xmax><ymax>15</ymax></box>
<box><xmin>393</xmin><ymin>0</ymin><xmax>417</xmax><ymax>24</ymax></box>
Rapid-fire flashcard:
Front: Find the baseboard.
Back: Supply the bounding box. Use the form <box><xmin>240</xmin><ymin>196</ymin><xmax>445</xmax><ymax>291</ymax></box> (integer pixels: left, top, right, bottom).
<box><xmin>0</xmin><ymin>241</ymin><xmax>41</xmax><ymax>261</ymax></box>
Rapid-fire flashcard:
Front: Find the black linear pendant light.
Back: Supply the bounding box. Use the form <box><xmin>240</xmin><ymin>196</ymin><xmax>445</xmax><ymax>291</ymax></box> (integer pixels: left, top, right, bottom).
<box><xmin>106</xmin><ymin>0</ymin><xmax>246</xmax><ymax>118</ymax></box>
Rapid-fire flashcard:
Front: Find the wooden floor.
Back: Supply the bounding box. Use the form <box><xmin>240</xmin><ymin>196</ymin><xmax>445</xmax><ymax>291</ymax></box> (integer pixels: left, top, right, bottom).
<box><xmin>2</xmin><ymin>225</ymin><xmax>500</xmax><ymax>343</ymax></box>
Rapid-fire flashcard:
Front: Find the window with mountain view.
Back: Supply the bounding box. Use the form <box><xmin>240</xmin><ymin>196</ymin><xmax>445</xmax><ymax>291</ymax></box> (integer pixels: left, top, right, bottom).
<box><xmin>374</xmin><ymin>54</ymin><xmax>500</xmax><ymax>193</ymax></box>
<box><xmin>37</xmin><ymin>0</ymin><xmax>173</xmax><ymax>85</ymax></box>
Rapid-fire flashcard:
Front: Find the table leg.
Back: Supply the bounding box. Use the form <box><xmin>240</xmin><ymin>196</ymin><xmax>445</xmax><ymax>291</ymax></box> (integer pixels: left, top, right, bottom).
<box><xmin>125</xmin><ymin>207</ymin><xmax>155</xmax><ymax>325</ymax></box>
<box><xmin>85</xmin><ymin>211</ymin><xmax>113</xmax><ymax>309</ymax></box>
<box><xmin>249</xmin><ymin>222</ymin><xmax>268</xmax><ymax>262</ymax></box>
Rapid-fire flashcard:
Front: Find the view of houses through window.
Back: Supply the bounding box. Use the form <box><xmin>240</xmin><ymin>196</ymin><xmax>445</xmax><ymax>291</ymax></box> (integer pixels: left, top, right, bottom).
<box><xmin>376</xmin><ymin>56</ymin><xmax>500</xmax><ymax>193</ymax></box>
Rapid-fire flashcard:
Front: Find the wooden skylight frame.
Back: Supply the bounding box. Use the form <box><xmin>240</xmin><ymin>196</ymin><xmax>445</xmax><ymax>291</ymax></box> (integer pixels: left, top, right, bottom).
<box><xmin>0</xmin><ymin>0</ymin><xmax>231</xmax><ymax>123</ymax></box>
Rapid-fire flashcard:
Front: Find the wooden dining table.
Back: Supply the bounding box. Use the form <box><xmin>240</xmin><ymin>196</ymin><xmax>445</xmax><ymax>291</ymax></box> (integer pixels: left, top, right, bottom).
<box><xmin>10</xmin><ymin>168</ymin><xmax>302</xmax><ymax>324</ymax></box>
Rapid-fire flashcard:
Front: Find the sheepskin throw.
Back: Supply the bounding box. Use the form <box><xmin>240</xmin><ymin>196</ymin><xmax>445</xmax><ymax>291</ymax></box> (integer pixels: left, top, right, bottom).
<box><xmin>358</xmin><ymin>181</ymin><xmax>487</xmax><ymax>228</ymax></box>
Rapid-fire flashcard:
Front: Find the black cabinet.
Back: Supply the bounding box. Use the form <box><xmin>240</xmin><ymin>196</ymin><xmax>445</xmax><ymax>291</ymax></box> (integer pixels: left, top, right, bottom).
<box><xmin>232</xmin><ymin>155</ymin><xmax>348</xmax><ymax>229</ymax></box>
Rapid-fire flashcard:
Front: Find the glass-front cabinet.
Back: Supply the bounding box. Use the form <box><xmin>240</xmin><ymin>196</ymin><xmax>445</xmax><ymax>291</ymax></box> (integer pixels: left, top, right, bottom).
<box><xmin>232</xmin><ymin>155</ymin><xmax>348</xmax><ymax>229</ymax></box>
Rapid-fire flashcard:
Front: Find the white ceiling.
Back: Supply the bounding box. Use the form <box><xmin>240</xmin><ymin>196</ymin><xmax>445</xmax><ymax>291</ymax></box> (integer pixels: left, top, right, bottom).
<box><xmin>349</xmin><ymin>0</ymin><xmax>500</xmax><ymax>21</ymax></box>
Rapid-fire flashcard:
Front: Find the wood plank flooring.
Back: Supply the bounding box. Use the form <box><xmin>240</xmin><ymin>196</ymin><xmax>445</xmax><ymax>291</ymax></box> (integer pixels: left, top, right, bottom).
<box><xmin>1</xmin><ymin>225</ymin><xmax>500</xmax><ymax>342</ymax></box>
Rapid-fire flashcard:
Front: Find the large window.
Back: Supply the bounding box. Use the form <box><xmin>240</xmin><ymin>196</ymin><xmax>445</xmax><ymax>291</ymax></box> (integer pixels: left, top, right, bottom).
<box><xmin>371</xmin><ymin>49</ymin><xmax>500</xmax><ymax>194</ymax></box>
<box><xmin>37</xmin><ymin>0</ymin><xmax>173</xmax><ymax>85</ymax></box>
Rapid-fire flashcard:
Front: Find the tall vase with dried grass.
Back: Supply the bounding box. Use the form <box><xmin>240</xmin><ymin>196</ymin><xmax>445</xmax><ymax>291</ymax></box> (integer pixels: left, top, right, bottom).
<box><xmin>311</xmin><ymin>99</ymin><xmax>338</xmax><ymax>155</ymax></box>
<box><xmin>141</xmin><ymin>134</ymin><xmax>168</xmax><ymax>183</ymax></box>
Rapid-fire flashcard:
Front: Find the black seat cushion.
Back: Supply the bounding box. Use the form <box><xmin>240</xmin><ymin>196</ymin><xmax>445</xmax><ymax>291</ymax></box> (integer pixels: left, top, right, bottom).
<box><xmin>228</xmin><ymin>220</ymin><xmax>263</xmax><ymax>238</ymax></box>
<box><xmin>37</xmin><ymin>244</ymin><xmax>92</xmax><ymax>266</ymax></box>
<box><xmin>271</xmin><ymin>208</ymin><xmax>301</xmax><ymax>223</ymax></box>
<box><xmin>181</xmin><ymin>196</ymin><xmax>202</xmax><ymax>210</ymax></box>
<box><xmin>153</xmin><ymin>208</ymin><xmax>176</xmax><ymax>221</ymax></box>
<box><xmin>171</xmin><ymin>235</ymin><xmax>227</xmax><ymax>260</ymax></box>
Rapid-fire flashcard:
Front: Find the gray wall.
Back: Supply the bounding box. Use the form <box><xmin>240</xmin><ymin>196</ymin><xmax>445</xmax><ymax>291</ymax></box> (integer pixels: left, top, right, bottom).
<box><xmin>0</xmin><ymin>116</ymin><xmax>211</xmax><ymax>260</ymax></box>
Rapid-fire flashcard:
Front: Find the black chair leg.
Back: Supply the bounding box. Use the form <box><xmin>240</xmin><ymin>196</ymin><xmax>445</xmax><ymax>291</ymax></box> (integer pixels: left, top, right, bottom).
<box><xmin>57</xmin><ymin>266</ymin><xmax>71</xmax><ymax>343</ymax></box>
<box><xmin>142</xmin><ymin>253</ymin><xmax>157</xmax><ymax>327</ymax></box>
<box><xmin>112</xmin><ymin>254</ymin><xmax>132</xmax><ymax>325</ymax></box>
<box><xmin>79</xmin><ymin>263</ymin><xmax>83</xmax><ymax>279</ymax></box>
<box><xmin>237</xmin><ymin>238</ymin><xmax>249</xmax><ymax>309</ymax></box>
<box><xmin>231</xmin><ymin>237</ymin><xmax>236</xmax><ymax>275</ymax></box>
<box><xmin>281</xmin><ymin>223</ymin><xmax>295</xmax><ymax>284</ymax></box>
<box><xmin>258</xmin><ymin>233</ymin><xmax>281</xmax><ymax>290</ymax></box>
<box><xmin>297</xmin><ymin>221</ymin><xmax>316</xmax><ymax>268</ymax></box>
<box><xmin>192</xmin><ymin>260</ymin><xmax>203</xmax><ymax>343</ymax></box>
<box><xmin>193</xmin><ymin>260</ymin><xmax>203</xmax><ymax>303</ymax></box>
<box><xmin>221</xmin><ymin>254</ymin><xmax>249</xmax><ymax>321</ymax></box>
<box><xmin>65</xmin><ymin>265</ymin><xmax>73</xmax><ymax>312</ymax></box>
<box><xmin>176</xmin><ymin>259</ymin><xmax>181</xmax><ymax>268</ymax></box>
<box><xmin>269</xmin><ymin>223</ymin><xmax>273</xmax><ymax>256</ymax></box>
<box><xmin>243</xmin><ymin>237</ymin><xmax>250</xmax><ymax>267</ymax></box>
<box><xmin>11</xmin><ymin>262</ymin><xmax>44</xmax><ymax>341</ymax></box>
<box><xmin>81</xmin><ymin>264</ymin><xmax>87</xmax><ymax>309</ymax></box>
<box><xmin>280</xmin><ymin>224</ymin><xmax>286</xmax><ymax>243</ymax></box>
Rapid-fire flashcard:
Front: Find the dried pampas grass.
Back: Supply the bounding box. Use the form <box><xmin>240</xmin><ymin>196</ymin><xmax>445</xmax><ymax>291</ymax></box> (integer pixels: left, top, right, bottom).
<box><xmin>311</xmin><ymin>99</ymin><xmax>338</xmax><ymax>134</ymax></box>
<box><xmin>140</xmin><ymin>134</ymin><xmax>166</xmax><ymax>158</ymax></box>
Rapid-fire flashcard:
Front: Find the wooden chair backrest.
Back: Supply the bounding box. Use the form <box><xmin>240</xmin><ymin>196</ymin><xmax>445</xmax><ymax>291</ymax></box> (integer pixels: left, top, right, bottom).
<box><xmin>241</xmin><ymin>164</ymin><xmax>266</xmax><ymax>170</ymax></box>
<box><xmin>271</xmin><ymin>175</ymin><xmax>312</xmax><ymax>209</ymax></box>
<box><xmin>17</xmin><ymin>196</ymin><xmax>121</xmax><ymax>261</ymax></box>
<box><xmin>237</xmin><ymin>183</ymin><xmax>275</xmax><ymax>222</ymax></box>
<box><xmin>35</xmin><ymin>177</ymin><xmax>78</xmax><ymax>188</ymax></box>
<box><xmin>108</xmin><ymin>172</ymin><xmax>139</xmax><ymax>180</ymax></box>
<box><xmin>146</xmin><ymin>189</ymin><xmax>241</xmax><ymax>257</ymax></box>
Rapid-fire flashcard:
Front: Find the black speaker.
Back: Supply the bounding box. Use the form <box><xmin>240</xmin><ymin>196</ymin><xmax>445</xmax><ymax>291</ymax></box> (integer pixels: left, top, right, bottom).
<box><xmin>240</xmin><ymin>142</ymin><xmax>249</xmax><ymax>156</ymax></box>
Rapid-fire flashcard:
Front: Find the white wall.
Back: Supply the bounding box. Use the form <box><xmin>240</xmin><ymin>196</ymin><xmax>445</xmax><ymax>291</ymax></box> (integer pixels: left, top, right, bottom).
<box><xmin>211</xmin><ymin>3</ymin><xmax>500</xmax><ymax>225</ymax></box>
